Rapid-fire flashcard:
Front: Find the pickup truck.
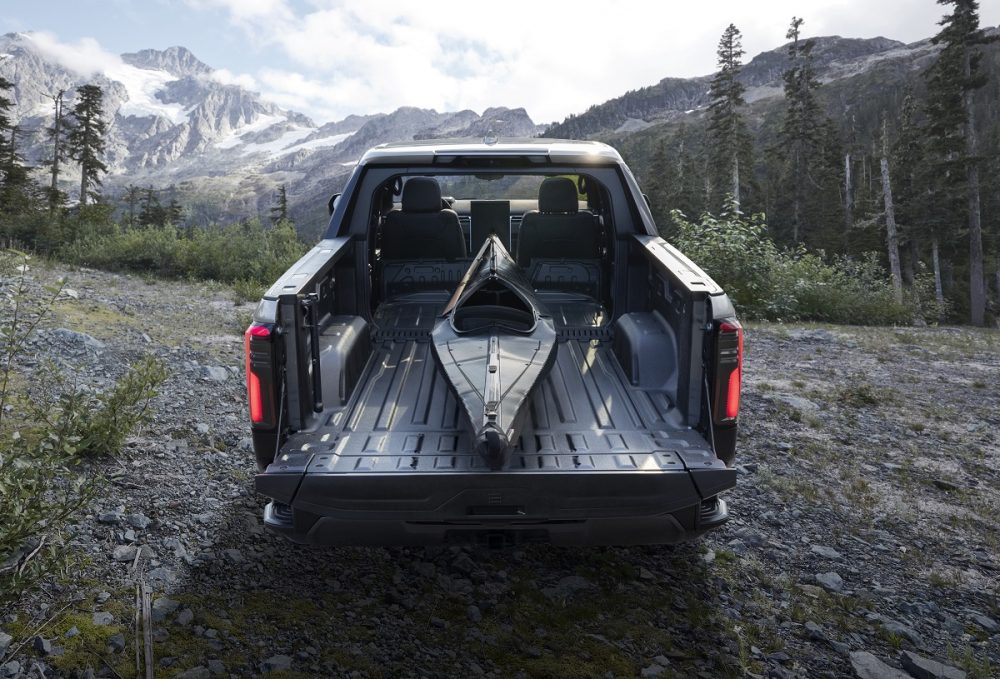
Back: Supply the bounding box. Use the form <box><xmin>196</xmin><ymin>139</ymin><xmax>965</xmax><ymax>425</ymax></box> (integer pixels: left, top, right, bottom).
<box><xmin>245</xmin><ymin>138</ymin><xmax>742</xmax><ymax>547</ymax></box>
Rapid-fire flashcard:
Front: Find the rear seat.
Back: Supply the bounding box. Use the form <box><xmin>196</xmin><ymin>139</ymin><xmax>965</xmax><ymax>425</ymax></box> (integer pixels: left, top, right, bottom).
<box><xmin>378</xmin><ymin>177</ymin><xmax>469</xmax><ymax>299</ymax></box>
<box><xmin>381</xmin><ymin>177</ymin><xmax>466</xmax><ymax>260</ymax></box>
<box><xmin>516</xmin><ymin>177</ymin><xmax>603</xmax><ymax>297</ymax></box>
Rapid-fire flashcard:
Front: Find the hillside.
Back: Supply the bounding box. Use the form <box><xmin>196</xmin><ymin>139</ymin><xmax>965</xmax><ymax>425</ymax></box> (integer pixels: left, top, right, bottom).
<box><xmin>0</xmin><ymin>33</ymin><xmax>543</xmax><ymax>235</ymax></box>
<box><xmin>1</xmin><ymin>262</ymin><xmax>997</xmax><ymax>677</ymax></box>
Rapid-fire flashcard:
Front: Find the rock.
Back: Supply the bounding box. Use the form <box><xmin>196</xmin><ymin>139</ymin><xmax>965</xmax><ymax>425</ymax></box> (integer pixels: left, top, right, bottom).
<box><xmin>467</xmin><ymin>605</ymin><xmax>482</xmax><ymax>623</ymax></box>
<box><xmin>430</xmin><ymin>617</ymin><xmax>446</xmax><ymax>629</ymax></box>
<box><xmin>176</xmin><ymin>609</ymin><xmax>194</xmax><ymax>626</ymax></box>
<box><xmin>815</xmin><ymin>571</ymin><xmax>844</xmax><ymax>593</ymax></box>
<box><xmin>97</xmin><ymin>511</ymin><xmax>123</xmax><ymax>525</ymax></box>
<box><xmin>163</xmin><ymin>538</ymin><xmax>187</xmax><ymax>558</ymax></box>
<box><xmin>899</xmin><ymin>651</ymin><xmax>967</xmax><ymax>679</ymax></box>
<box><xmin>639</xmin><ymin>567</ymin><xmax>655</xmax><ymax>581</ymax></box>
<box><xmin>810</xmin><ymin>545</ymin><xmax>842</xmax><ymax>559</ymax></box>
<box><xmin>32</xmin><ymin>636</ymin><xmax>52</xmax><ymax>655</ymax></box>
<box><xmin>804</xmin><ymin>621</ymin><xmax>825</xmax><ymax>640</ymax></box>
<box><xmin>108</xmin><ymin>634</ymin><xmax>126</xmax><ymax>653</ymax></box>
<box><xmin>849</xmin><ymin>651</ymin><xmax>910</xmax><ymax>679</ymax></box>
<box><xmin>0</xmin><ymin>631</ymin><xmax>10</xmax><ymax>657</ymax></box>
<box><xmin>970</xmin><ymin>614</ymin><xmax>999</xmax><ymax>633</ymax></box>
<box><xmin>127</xmin><ymin>513</ymin><xmax>152</xmax><ymax>529</ymax></box>
<box><xmin>92</xmin><ymin>612</ymin><xmax>114</xmax><ymax>626</ymax></box>
<box><xmin>542</xmin><ymin>575</ymin><xmax>593</xmax><ymax>600</ymax></box>
<box><xmin>640</xmin><ymin>664</ymin><xmax>665</xmax><ymax>678</ymax></box>
<box><xmin>223</xmin><ymin>549</ymin><xmax>244</xmax><ymax>564</ymax></box>
<box><xmin>201</xmin><ymin>366</ymin><xmax>229</xmax><ymax>382</ymax></box>
<box><xmin>261</xmin><ymin>655</ymin><xmax>292</xmax><ymax>672</ymax></box>
<box><xmin>112</xmin><ymin>545</ymin><xmax>137</xmax><ymax>562</ymax></box>
<box><xmin>172</xmin><ymin>668</ymin><xmax>211</xmax><ymax>679</ymax></box>
<box><xmin>207</xmin><ymin>659</ymin><xmax>225</xmax><ymax>675</ymax></box>
<box><xmin>64</xmin><ymin>627</ymin><xmax>80</xmax><ymax>639</ymax></box>
<box><xmin>882</xmin><ymin>620</ymin><xmax>924</xmax><ymax>648</ymax></box>
<box><xmin>1</xmin><ymin>661</ymin><xmax>21</xmax><ymax>678</ymax></box>
<box><xmin>96</xmin><ymin>591</ymin><xmax>111</xmax><ymax>604</ymax></box>
<box><xmin>53</xmin><ymin>328</ymin><xmax>105</xmax><ymax>349</ymax></box>
<box><xmin>775</xmin><ymin>394</ymin><xmax>819</xmax><ymax>411</ymax></box>
<box><xmin>61</xmin><ymin>288</ymin><xmax>79</xmax><ymax>299</ymax></box>
<box><xmin>147</xmin><ymin>567</ymin><xmax>177</xmax><ymax>586</ymax></box>
<box><xmin>152</xmin><ymin>598</ymin><xmax>180</xmax><ymax>623</ymax></box>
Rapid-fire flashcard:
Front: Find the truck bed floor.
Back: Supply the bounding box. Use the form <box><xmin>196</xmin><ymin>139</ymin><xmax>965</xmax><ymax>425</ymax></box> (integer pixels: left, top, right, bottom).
<box><xmin>284</xmin><ymin>336</ymin><xmax>712</xmax><ymax>474</ymax></box>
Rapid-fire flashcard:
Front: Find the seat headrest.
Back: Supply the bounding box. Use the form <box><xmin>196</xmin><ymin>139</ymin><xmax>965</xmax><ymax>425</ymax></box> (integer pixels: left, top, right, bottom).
<box><xmin>538</xmin><ymin>177</ymin><xmax>579</xmax><ymax>213</ymax></box>
<box><xmin>402</xmin><ymin>177</ymin><xmax>443</xmax><ymax>213</ymax></box>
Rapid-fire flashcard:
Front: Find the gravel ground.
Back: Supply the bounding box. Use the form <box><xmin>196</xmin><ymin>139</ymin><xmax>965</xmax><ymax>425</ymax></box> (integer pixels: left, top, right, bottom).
<box><xmin>1</xmin><ymin>262</ymin><xmax>998</xmax><ymax>679</ymax></box>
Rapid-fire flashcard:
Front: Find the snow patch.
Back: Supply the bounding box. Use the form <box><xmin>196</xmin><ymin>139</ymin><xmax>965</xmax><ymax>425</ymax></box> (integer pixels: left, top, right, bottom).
<box><xmin>283</xmin><ymin>132</ymin><xmax>352</xmax><ymax>154</ymax></box>
<box><xmin>227</xmin><ymin>128</ymin><xmax>354</xmax><ymax>157</ymax></box>
<box><xmin>239</xmin><ymin>127</ymin><xmax>313</xmax><ymax>156</ymax></box>
<box><xmin>105</xmin><ymin>62</ymin><xmax>187</xmax><ymax>124</ymax></box>
<box><xmin>215</xmin><ymin>114</ymin><xmax>286</xmax><ymax>149</ymax></box>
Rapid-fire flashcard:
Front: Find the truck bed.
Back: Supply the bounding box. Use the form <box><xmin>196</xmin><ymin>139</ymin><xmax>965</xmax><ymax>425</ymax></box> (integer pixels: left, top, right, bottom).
<box><xmin>258</xmin><ymin>292</ymin><xmax>732</xmax><ymax>545</ymax></box>
<box><xmin>281</xmin><ymin>293</ymin><xmax>713</xmax><ymax>473</ymax></box>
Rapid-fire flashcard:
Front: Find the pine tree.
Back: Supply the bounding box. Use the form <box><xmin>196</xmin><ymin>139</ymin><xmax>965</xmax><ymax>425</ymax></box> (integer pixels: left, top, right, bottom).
<box><xmin>707</xmin><ymin>23</ymin><xmax>752</xmax><ymax>213</ymax></box>
<box><xmin>0</xmin><ymin>76</ymin><xmax>39</xmax><ymax>226</ymax></box>
<box><xmin>165</xmin><ymin>197</ymin><xmax>184</xmax><ymax>225</ymax></box>
<box><xmin>44</xmin><ymin>89</ymin><xmax>70</xmax><ymax>210</ymax></box>
<box><xmin>123</xmin><ymin>184</ymin><xmax>143</xmax><ymax>228</ymax></box>
<box><xmin>67</xmin><ymin>85</ymin><xmax>108</xmax><ymax>207</ymax></box>
<box><xmin>0</xmin><ymin>72</ymin><xmax>13</xmax><ymax>149</ymax></box>
<box><xmin>0</xmin><ymin>72</ymin><xmax>16</xmax><ymax>200</ymax></box>
<box><xmin>925</xmin><ymin>0</ymin><xmax>996</xmax><ymax>325</ymax></box>
<box><xmin>138</xmin><ymin>187</ymin><xmax>164</xmax><ymax>228</ymax></box>
<box><xmin>891</xmin><ymin>94</ymin><xmax>925</xmax><ymax>284</ymax></box>
<box><xmin>643</xmin><ymin>140</ymin><xmax>676</xmax><ymax>233</ymax></box>
<box><xmin>780</xmin><ymin>17</ymin><xmax>817</xmax><ymax>243</ymax></box>
<box><xmin>270</xmin><ymin>184</ymin><xmax>289</xmax><ymax>225</ymax></box>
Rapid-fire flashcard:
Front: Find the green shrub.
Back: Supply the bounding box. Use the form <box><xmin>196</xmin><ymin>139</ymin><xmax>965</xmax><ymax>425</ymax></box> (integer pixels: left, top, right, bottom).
<box><xmin>26</xmin><ymin>356</ymin><xmax>169</xmax><ymax>458</ymax></box>
<box><xmin>0</xmin><ymin>252</ymin><xmax>167</xmax><ymax>607</ymax></box>
<box><xmin>670</xmin><ymin>209</ymin><xmax>918</xmax><ymax>325</ymax></box>
<box><xmin>59</xmin><ymin>218</ymin><xmax>307</xmax><ymax>289</ymax></box>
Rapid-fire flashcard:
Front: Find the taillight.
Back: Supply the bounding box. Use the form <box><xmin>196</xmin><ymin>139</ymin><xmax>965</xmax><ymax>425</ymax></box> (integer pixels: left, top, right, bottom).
<box><xmin>244</xmin><ymin>324</ymin><xmax>274</xmax><ymax>426</ymax></box>
<box><xmin>713</xmin><ymin>320</ymin><xmax>743</xmax><ymax>424</ymax></box>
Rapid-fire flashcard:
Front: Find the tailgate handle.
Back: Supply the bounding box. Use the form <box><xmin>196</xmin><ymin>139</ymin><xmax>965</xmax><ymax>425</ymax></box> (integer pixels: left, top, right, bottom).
<box><xmin>467</xmin><ymin>506</ymin><xmax>525</xmax><ymax>517</ymax></box>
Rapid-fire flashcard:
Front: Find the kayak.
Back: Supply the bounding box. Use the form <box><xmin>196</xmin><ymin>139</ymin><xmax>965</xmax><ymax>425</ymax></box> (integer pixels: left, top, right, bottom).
<box><xmin>431</xmin><ymin>234</ymin><xmax>557</xmax><ymax>469</ymax></box>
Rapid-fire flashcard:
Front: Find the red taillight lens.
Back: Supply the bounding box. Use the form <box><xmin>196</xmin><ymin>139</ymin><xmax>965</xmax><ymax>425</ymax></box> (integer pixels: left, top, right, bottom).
<box><xmin>245</xmin><ymin>324</ymin><xmax>271</xmax><ymax>424</ymax></box>
<box><xmin>722</xmin><ymin>321</ymin><xmax>742</xmax><ymax>419</ymax></box>
<box><xmin>715</xmin><ymin>320</ymin><xmax>743</xmax><ymax>423</ymax></box>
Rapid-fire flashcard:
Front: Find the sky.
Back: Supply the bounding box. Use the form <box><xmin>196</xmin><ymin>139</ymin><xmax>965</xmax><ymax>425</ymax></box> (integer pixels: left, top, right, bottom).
<box><xmin>3</xmin><ymin>0</ymin><xmax>999</xmax><ymax>126</ymax></box>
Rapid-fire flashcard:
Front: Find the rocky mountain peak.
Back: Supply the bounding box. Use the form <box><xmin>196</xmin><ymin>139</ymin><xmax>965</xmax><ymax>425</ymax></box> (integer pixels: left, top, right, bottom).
<box><xmin>121</xmin><ymin>46</ymin><xmax>212</xmax><ymax>78</ymax></box>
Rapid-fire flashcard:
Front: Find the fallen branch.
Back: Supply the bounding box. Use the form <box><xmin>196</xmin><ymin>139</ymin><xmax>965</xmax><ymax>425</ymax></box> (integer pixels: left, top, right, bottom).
<box><xmin>141</xmin><ymin>581</ymin><xmax>154</xmax><ymax>678</ymax></box>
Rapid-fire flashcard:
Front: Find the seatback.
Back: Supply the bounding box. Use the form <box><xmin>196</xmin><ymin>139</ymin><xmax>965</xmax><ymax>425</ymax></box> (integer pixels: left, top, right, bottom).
<box><xmin>381</xmin><ymin>177</ymin><xmax>466</xmax><ymax>260</ymax></box>
<box><xmin>516</xmin><ymin>177</ymin><xmax>602</xmax><ymax>267</ymax></box>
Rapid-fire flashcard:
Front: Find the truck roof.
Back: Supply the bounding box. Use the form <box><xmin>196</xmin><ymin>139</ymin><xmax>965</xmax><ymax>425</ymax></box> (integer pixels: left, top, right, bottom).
<box><xmin>358</xmin><ymin>137</ymin><xmax>625</xmax><ymax>166</ymax></box>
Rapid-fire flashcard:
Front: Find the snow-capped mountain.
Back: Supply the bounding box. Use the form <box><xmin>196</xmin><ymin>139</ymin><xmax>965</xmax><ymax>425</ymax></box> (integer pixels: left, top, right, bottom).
<box><xmin>0</xmin><ymin>33</ymin><xmax>544</xmax><ymax>232</ymax></box>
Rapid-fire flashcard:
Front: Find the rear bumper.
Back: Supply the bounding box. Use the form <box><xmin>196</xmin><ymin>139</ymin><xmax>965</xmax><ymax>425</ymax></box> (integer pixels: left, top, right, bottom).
<box><xmin>263</xmin><ymin>496</ymin><xmax>728</xmax><ymax>546</ymax></box>
<box><xmin>256</xmin><ymin>450</ymin><xmax>735</xmax><ymax>546</ymax></box>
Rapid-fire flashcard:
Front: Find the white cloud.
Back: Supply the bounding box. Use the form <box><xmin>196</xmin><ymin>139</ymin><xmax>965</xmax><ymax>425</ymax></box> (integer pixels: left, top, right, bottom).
<box><xmin>209</xmin><ymin>68</ymin><xmax>259</xmax><ymax>91</ymax></box>
<box><xmin>23</xmin><ymin>31</ymin><xmax>122</xmax><ymax>77</ymax></box>
<box><xmin>120</xmin><ymin>0</ymin><xmax>1000</xmax><ymax>125</ymax></box>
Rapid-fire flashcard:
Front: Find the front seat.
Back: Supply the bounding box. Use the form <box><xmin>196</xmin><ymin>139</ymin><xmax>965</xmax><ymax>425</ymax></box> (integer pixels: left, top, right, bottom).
<box><xmin>381</xmin><ymin>177</ymin><xmax>466</xmax><ymax>260</ymax></box>
<box><xmin>516</xmin><ymin>177</ymin><xmax>601</xmax><ymax>267</ymax></box>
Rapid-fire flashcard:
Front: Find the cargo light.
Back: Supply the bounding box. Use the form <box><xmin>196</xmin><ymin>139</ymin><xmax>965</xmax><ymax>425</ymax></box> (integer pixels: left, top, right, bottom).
<box><xmin>245</xmin><ymin>324</ymin><xmax>271</xmax><ymax>424</ymax></box>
